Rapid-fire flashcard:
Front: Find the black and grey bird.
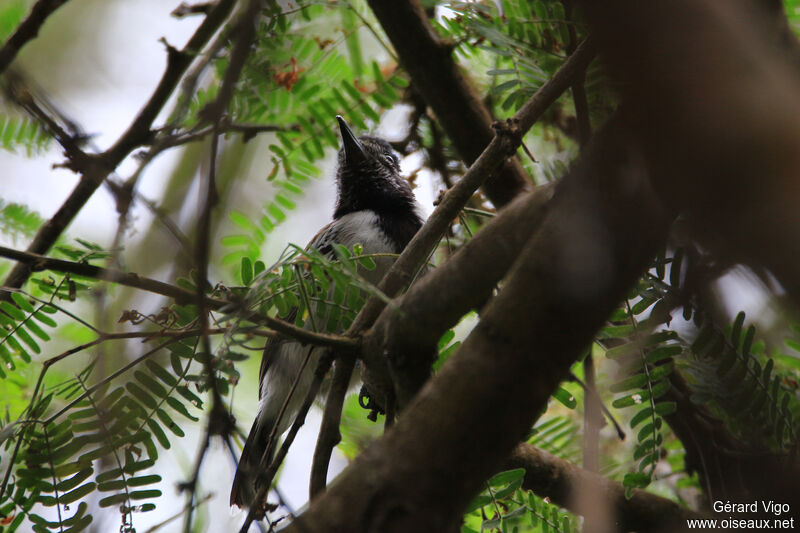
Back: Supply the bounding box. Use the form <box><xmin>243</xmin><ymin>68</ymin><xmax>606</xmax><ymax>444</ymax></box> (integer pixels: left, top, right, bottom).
<box><xmin>230</xmin><ymin>116</ymin><xmax>424</xmax><ymax>508</ymax></box>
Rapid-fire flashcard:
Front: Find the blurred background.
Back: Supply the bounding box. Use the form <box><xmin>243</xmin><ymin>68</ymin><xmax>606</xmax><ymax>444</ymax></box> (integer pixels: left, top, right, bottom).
<box><xmin>0</xmin><ymin>1</ymin><xmax>439</xmax><ymax>530</ymax></box>
<box><xmin>2</xmin><ymin>0</ymin><xmax>800</xmax><ymax>532</ymax></box>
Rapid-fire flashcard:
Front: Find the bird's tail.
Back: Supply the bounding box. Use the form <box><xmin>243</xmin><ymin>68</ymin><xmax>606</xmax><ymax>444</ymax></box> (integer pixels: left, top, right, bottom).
<box><xmin>230</xmin><ymin>415</ymin><xmax>275</xmax><ymax>508</ymax></box>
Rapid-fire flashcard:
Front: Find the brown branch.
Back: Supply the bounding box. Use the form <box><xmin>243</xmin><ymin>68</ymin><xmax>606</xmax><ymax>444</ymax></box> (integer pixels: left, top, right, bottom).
<box><xmin>0</xmin><ymin>0</ymin><xmax>68</xmax><ymax>76</ymax></box>
<box><xmin>366</xmin><ymin>0</ymin><xmax>532</xmax><ymax>207</ymax></box>
<box><xmin>505</xmin><ymin>443</ymin><xmax>707</xmax><ymax>533</ymax></box>
<box><xmin>239</xmin><ymin>354</ymin><xmax>334</xmax><ymax>533</ymax></box>
<box><xmin>363</xmin><ymin>183</ymin><xmax>554</xmax><ymax>408</ymax></box>
<box><xmin>0</xmin><ymin>245</ymin><xmax>360</xmax><ymax>351</ymax></box>
<box><xmin>283</xmin><ymin>109</ymin><xmax>672</xmax><ymax>531</ymax></box>
<box><xmin>198</xmin><ymin>0</ymin><xmax>262</xmax><ymax>124</ymax></box>
<box><xmin>1</xmin><ymin>0</ymin><xmax>237</xmax><ymax>294</ymax></box>
<box><xmin>358</xmin><ymin>38</ymin><xmax>595</xmax><ymax>409</ymax></box>
<box><xmin>309</xmin><ymin>353</ymin><xmax>356</xmax><ymax>498</ymax></box>
<box><xmin>663</xmin><ymin>371</ymin><xmax>800</xmax><ymax>511</ymax></box>
<box><xmin>577</xmin><ymin>0</ymin><xmax>800</xmax><ymax>307</ymax></box>
<box><xmin>563</xmin><ymin>0</ymin><xmax>591</xmax><ymax>146</ymax></box>
<box><xmin>153</xmin><ymin>122</ymin><xmax>299</xmax><ymax>151</ymax></box>
<box><xmin>348</xmin><ymin>36</ymin><xmax>596</xmax><ymax>354</ymax></box>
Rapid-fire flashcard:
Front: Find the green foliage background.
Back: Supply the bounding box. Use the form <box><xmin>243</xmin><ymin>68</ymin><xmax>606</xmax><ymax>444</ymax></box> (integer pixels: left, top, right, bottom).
<box><xmin>0</xmin><ymin>1</ymin><xmax>799</xmax><ymax>532</ymax></box>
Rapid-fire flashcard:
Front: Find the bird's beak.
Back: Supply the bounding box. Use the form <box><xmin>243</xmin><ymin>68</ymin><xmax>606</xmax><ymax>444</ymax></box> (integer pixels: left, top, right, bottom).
<box><xmin>337</xmin><ymin>115</ymin><xmax>367</xmax><ymax>165</ymax></box>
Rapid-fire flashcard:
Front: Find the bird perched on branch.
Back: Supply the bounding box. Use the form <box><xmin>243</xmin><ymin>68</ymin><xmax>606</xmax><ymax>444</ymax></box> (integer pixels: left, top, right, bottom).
<box><xmin>230</xmin><ymin>116</ymin><xmax>424</xmax><ymax>509</ymax></box>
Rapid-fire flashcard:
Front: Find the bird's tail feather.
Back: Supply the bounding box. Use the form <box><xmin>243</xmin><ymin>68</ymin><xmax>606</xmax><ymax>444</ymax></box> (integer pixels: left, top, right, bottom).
<box><xmin>230</xmin><ymin>415</ymin><xmax>275</xmax><ymax>508</ymax></box>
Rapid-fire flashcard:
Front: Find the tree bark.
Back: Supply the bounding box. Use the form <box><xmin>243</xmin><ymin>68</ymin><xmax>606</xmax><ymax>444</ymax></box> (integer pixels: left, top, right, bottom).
<box><xmin>284</xmin><ymin>115</ymin><xmax>672</xmax><ymax>532</ymax></box>
<box><xmin>366</xmin><ymin>0</ymin><xmax>531</xmax><ymax>207</ymax></box>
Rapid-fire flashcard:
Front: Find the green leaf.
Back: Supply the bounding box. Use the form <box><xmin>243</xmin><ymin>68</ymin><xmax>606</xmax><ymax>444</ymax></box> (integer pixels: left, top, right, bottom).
<box><xmin>488</xmin><ymin>468</ymin><xmax>526</xmax><ymax>487</ymax></box>
<box><xmin>146</xmin><ymin>418</ymin><xmax>170</xmax><ymax>449</ymax></box>
<box><xmin>98</xmin><ymin>493</ymin><xmax>129</xmax><ymax>508</ymax></box>
<box><xmin>128</xmin><ymin>474</ymin><xmax>162</xmax><ymax>487</ymax></box>
<box><xmin>742</xmin><ymin>324</ymin><xmax>756</xmax><ymax>355</ymax></box>
<box><xmin>135</xmin><ymin>370</ymin><xmax>167</xmax><ymax>398</ymax></box>
<box><xmin>166</xmin><ymin>396</ymin><xmax>199</xmax><ymax>422</ymax></box>
<box><xmin>731</xmin><ymin>311</ymin><xmax>745</xmax><ymax>345</ymax></box>
<box><xmin>552</xmin><ymin>387</ymin><xmax>576</xmax><ymax>409</ymax></box>
<box><xmin>146</xmin><ymin>360</ymin><xmax>178</xmax><ymax>387</ymax></box>
<box><xmin>645</xmin><ymin>345</ymin><xmax>682</xmax><ymax>364</ymax></box>
<box><xmin>241</xmin><ymin>257</ymin><xmax>254</xmax><ymax>285</ymax></box>
<box><xmin>654</xmin><ymin>401</ymin><xmax>677</xmax><ymax>416</ymax></box>
<box><xmin>0</xmin><ymin>300</ymin><xmax>25</xmax><ymax>321</ymax></box>
<box><xmin>60</xmin><ymin>482</ymin><xmax>96</xmax><ymax>504</ymax></box>
<box><xmin>56</xmin><ymin>467</ymin><xmax>94</xmax><ymax>493</ymax></box>
<box><xmin>610</xmin><ymin>373</ymin><xmax>648</xmax><ymax>393</ymax></box>
<box><xmin>10</xmin><ymin>292</ymin><xmax>34</xmax><ymax>312</ymax></box>
<box><xmin>465</xmin><ymin>494</ymin><xmax>492</xmax><ymax>513</ymax></box>
<box><xmin>126</xmin><ymin>382</ymin><xmax>157</xmax><ymax>409</ymax></box>
<box><xmin>130</xmin><ymin>489</ymin><xmax>162</xmax><ymax>500</ymax></box>
<box><xmin>358</xmin><ymin>255</ymin><xmax>376</xmax><ymax>270</ymax></box>
<box><xmin>156</xmin><ymin>408</ymin><xmax>185</xmax><ymax>437</ymax></box>
<box><xmin>623</xmin><ymin>472</ymin><xmax>650</xmax><ymax>488</ymax></box>
<box><xmin>630</xmin><ymin>407</ymin><xmax>653</xmax><ymax>429</ymax></box>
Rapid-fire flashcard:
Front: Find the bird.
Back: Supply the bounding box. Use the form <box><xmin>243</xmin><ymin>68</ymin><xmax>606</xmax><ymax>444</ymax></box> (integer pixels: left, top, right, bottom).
<box><xmin>230</xmin><ymin>116</ymin><xmax>424</xmax><ymax>509</ymax></box>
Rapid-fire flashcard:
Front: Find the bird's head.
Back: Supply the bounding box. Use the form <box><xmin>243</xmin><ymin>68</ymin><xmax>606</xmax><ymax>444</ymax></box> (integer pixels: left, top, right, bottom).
<box><xmin>333</xmin><ymin>116</ymin><xmax>416</xmax><ymax>219</ymax></box>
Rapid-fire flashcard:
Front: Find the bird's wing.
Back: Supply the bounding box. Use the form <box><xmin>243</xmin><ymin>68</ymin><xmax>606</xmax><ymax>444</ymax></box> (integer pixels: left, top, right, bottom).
<box><xmin>257</xmin><ymin>220</ymin><xmax>339</xmax><ymax>399</ymax></box>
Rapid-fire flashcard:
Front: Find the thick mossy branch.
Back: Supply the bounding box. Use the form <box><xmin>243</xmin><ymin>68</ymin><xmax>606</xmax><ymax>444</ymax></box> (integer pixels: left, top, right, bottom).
<box><xmin>504</xmin><ymin>443</ymin><xmax>708</xmax><ymax>533</ymax></box>
<box><xmin>284</xmin><ymin>111</ymin><xmax>672</xmax><ymax>532</ymax></box>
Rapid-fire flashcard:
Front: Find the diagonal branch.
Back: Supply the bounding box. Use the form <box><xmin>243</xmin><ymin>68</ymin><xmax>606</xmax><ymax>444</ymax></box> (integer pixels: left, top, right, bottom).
<box><xmin>366</xmin><ymin>0</ymin><xmax>530</xmax><ymax>207</ymax></box>
<box><xmin>282</xmin><ymin>112</ymin><xmax>673</xmax><ymax>532</ymax></box>
<box><xmin>0</xmin><ymin>245</ymin><xmax>360</xmax><ymax>351</ymax></box>
<box><xmin>1</xmin><ymin>0</ymin><xmax>237</xmax><ymax>295</ymax></box>
<box><xmin>364</xmin><ymin>182</ymin><xmax>554</xmax><ymax>408</ymax></box>
<box><xmin>505</xmin><ymin>443</ymin><xmax>707</xmax><ymax>533</ymax></box>
<box><xmin>0</xmin><ymin>0</ymin><xmax>69</xmax><ymax>76</ymax></box>
<box><xmin>299</xmin><ymin>38</ymin><xmax>596</xmax><ymax>498</ymax></box>
<box><xmin>350</xmin><ymin>37</ymin><xmax>595</xmax><ymax>335</ymax></box>
<box><xmin>349</xmin><ymin>37</ymin><xmax>596</xmax><ymax>393</ymax></box>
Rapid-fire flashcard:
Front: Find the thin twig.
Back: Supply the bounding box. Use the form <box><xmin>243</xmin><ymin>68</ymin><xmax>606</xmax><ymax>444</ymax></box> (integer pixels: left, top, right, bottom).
<box><xmin>309</xmin><ymin>353</ymin><xmax>356</xmax><ymax>498</ymax></box>
<box><xmin>199</xmin><ymin>0</ymin><xmax>263</xmax><ymax>125</ymax></box>
<box><xmin>239</xmin><ymin>355</ymin><xmax>333</xmax><ymax>532</ymax></box>
<box><xmin>352</xmin><ymin>38</ymin><xmax>597</xmax><ymax>393</ymax></box>
<box><xmin>143</xmin><ymin>493</ymin><xmax>214</xmax><ymax>533</ymax></box>
<box><xmin>183</xmin><ymin>118</ymin><xmax>229</xmax><ymax>531</ymax></box>
<box><xmin>185</xmin><ymin>1</ymin><xmax>263</xmax><ymax>527</ymax></box>
<box><xmin>564</xmin><ymin>0</ymin><xmax>592</xmax><ymax>146</ymax></box>
<box><xmin>569</xmin><ymin>371</ymin><xmax>625</xmax><ymax>441</ymax></box>
<box><xmin>1</xmin><ymin>0</ymin><xmax>237</xmax><ymax>295</ymax></box>
<box><xmin>154</xmin><ymin>122</ymin><xmax>298</xmax><ymax>151</ymax></box>
<box><xmin>0</xmin><ymin>0</ymin><xmax>69</xmax><ymax>76</ymax></box>
<box><xmin>0</xmin><ymin>245</ymin><xmax>361</xmax><ymax>351</ymax></box>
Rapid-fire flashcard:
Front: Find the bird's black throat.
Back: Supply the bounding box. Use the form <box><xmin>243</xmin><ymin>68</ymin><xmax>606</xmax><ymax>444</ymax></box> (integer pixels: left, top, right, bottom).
<box><xmin>333</xmin><ymin>121</ymin><xmax>423</xmax><ymax>252</ymax></box>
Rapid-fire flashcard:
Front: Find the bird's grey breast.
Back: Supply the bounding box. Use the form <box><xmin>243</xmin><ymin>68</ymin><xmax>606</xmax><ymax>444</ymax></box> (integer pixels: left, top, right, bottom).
<box><xmin>311</xmin><ymin>209</ymin><xmax>399</xmax><ymax>285</ymax></box>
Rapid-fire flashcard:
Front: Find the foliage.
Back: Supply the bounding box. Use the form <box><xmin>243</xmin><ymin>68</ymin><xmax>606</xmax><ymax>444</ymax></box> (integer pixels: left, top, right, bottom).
<box><xmin>0</xmin><ymin>0</ymin><xmax>799</xmax><ymax>531</ymax></box>
<box><xmin>0</xmin><ymin>114</ymin><xmax>51</xmax><ymax>156</ymax></box>
<box><xmin>464</xmin><ymin>468</ymin><xmax>578</xmax><ymax>533</ymax></box>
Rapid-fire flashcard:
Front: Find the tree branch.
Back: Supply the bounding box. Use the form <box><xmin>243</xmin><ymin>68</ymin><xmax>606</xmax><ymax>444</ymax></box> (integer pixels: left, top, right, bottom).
<box><xmin>505</xmin><ymin>443</ymin><xmax>707</xmax><ymax>533</ymax></box>
<box><xmin>1</xmin><ymin>0</ymin><xmax>237</xmax><ymax>294</ymax></box>
<box><xmin>0</xmin><ymin>0</ymin><xmax>68</xmax><ymax>76</ymax></box>
<box><xmin>364</xmin><ymin>182</ymin><xmax>553</xmax><ymax>408</ymax></box>
<box><xmin>355</xmin><ymin>37</ymin><xmax>595</xmax><ymax>408</ymax></box>
<box><xmin>348</xmin><ymin>36</ymin><xmax>596</xmax><ymax>346</ymax></box>
<box><xmin>309</xmin><ymin>353</ymin><xmax>356</xmax><ymax>498</ymax></box>
<box><xmin>0</xmin><ymin>245</ymin><xmax>360</xmax><ymax>351</ymax></box>
<box><xmin>283</xmin><ymin>110</ymin><xmax>672</xmax><ymax>532</ymax></box>
<box><xmin>577</xmin><ymin>0</ymin><xmax>800</xmax><ymax>307</ymax></box>
<box><xmin>365</xmin><ymin>0</ymin><xmax>532</xmax><ymax>207</ymax></box>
